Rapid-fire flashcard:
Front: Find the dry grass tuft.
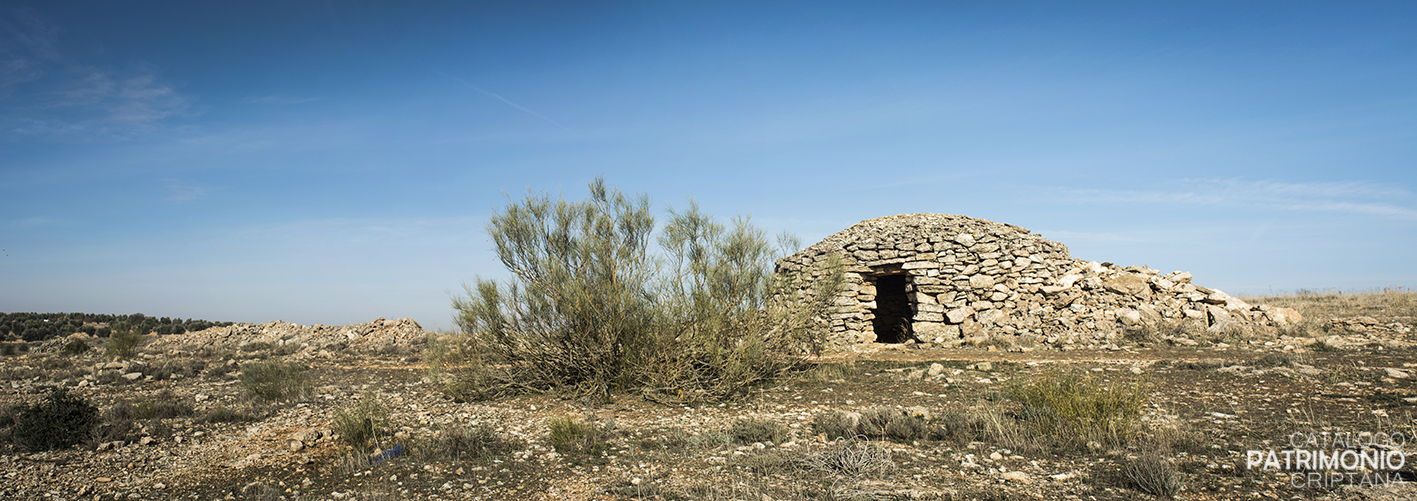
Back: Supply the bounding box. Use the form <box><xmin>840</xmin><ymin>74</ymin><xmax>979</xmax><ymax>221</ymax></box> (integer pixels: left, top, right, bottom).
<box><xmin>812</xmin><ymin>411</ymin><xmax>860</xmax><ymax>441</ymax></box>
<box><xmin>798</xmin><ymin>438</ymin><xmax>894</xmax><ymax>477</ymax></box>
<box><xmin>728</xmin><ymin>418</ymin><xmax>790</xmax><ymax>444</ymax></box>
<box><xmin>1007</xmin><ymin>369</ymin><xmax>1150</xmax><ymax>449</ymax></box>
<box><xmin>547</xmin><ymin>413</ymin><xmax>612</xmax><ymax>456</ymax></box>
<box><xmin>420</xmin><ymin>422</ymin><xmax>520</xmax><ymax>460</ymax></box>
<box><xmin>1124</xmin><ymin>452</ymin><xmax>1185</xmax><ymax>498</ymax></box>
<box><xmin>331</xmin><ymin>392</ymin><xmax>391</xmax><ymax>452</ymax></box>
<box><xmin>937</xmin><ymin>406</ymin><xmax>1032</xmax><ymax>452</ymax></box>
<box><xmin>238</xmin><ymin>359</ymin><xmax>310</xmax><ymax>401</ymax></box>
<box><xmin>1243</xmin><ymin>287</ymin><xmax>1415</xmax><ymax>320</ymax></box>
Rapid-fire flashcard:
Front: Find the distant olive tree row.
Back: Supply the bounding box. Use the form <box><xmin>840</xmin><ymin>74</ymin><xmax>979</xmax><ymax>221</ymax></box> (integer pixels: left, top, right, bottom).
<box><xmin>0</xmin><ymin>312</ymin><xmax>236</xmax><ymax>343</ymax></box>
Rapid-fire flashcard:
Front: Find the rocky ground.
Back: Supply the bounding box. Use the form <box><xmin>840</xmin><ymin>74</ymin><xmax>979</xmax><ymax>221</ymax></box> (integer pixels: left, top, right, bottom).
<box><xmin>2</xmin><ymin>294</ymin><xmax>1416</xmax><ymax>501</ymax></box>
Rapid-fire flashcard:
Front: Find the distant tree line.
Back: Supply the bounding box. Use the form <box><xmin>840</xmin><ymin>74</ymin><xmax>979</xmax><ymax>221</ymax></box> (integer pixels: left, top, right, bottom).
<box><xmin>0</xmin><ymin>312</ymin><xmax>236</xmax><ymax>342</ymax></box>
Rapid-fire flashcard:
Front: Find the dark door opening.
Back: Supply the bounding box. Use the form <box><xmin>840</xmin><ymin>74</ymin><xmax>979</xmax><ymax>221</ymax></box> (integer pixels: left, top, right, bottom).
<box><xmin>871</xmin><ymin>274</ymin><xmax>914</xmax><ymax>343</ymax></box>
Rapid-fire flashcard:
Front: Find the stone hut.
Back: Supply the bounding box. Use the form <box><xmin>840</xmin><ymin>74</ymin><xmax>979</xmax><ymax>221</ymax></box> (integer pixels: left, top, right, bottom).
<box><xmin>775</xmin><ymin>214</ymin><xmax>1302</xmax><ymax>350</ymax></box>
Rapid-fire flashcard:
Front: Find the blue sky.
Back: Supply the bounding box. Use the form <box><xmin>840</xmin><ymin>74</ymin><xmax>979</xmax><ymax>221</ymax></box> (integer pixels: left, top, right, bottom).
<box><xmin>2</xmin><ymin>1</ymin><xmax>1414</xmax><ymax>330</ymax></box>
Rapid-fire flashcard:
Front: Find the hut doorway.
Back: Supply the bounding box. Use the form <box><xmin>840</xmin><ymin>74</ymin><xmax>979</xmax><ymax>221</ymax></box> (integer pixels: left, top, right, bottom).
<box><xmin>869</xmin><ymin>273</ymin><xmax>914</xmax><ymax>343</ymax></box>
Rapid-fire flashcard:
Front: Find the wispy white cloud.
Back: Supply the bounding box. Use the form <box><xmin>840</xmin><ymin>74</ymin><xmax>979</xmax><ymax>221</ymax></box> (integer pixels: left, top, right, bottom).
<box><xmin>0</xmin><ymin>7</ymin><xmax>60</xmax><ymax>89</ymax></box>
<box><xmin>162</xmin><ymin>179</ymin><xmax>207</xmax><ymax>202</ymax></box>
<box><xmin>437</xmin><ymin>71</ymin><xmax>571</xmax><ymax>132</ymax></box>
<box><xmin>3</xmin><ymin>216</ymin><xmax>65</xmax><ymax>230</ymax></box>
<box><xmin>0</xmin><ymin>8</ymin><xmax>59</xmax><ymax>56</ymax></box>
<box><xmin>244</xmin><ymin>95</ymin><xmax>323</xmax><ymax>105</ymax></box>
<box><xmin>0</xmin><ymin>10</ymin><xmax>194</xmax><ymax>140</ymax></box>
<box><xmin>1052</xmin><ymin>178</ymin><xmax>1417</xmax><ymax>221</ymax></box>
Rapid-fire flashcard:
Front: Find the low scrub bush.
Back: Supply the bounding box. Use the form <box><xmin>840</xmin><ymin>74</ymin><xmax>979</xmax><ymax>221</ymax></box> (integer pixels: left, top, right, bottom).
<box><xmin>1007</xmin><ymin>369</ymin><xmax>1150</xmax><ymax>450</ymax></box>
<box><xmin>546</xmin><ymin>413</ymin><xmax>611</xmax><ymax>456</ymax></box>
<box><xmin>150</xmin><ymin>358</ymin><xmax>206</xmax><ymax>380</ymax></box>
<box><xmin>196</xmin><ymin>346</ymin><xmax>235</xmax><ymax>359</ymax></box>
<box><xmin>819</xmin><ymin>408</ymin><xmax>929</xmax><ymax>442</ymax></box>
<box><xmin>105</xmin><ymin>329</ymin><xmax>143</xmax><ymax>359</ymax></box>
<box><xmin>798</xmin><ymin>362</ymin><xmax>850</xmax><ymax>382</ymax></box>
<box><xmin>812</xmin><ymin>411</ymin><xmax>860</xmax><ymax>440</ymax></box>
<box><xmin>93</xmin><ymin>402</ymin><xmax>137</xmax><ymax>445</ymax></box>
<box><xmin>103</xmin><ymin>401</ymin><xmax>137</xmax><ymax>423</ymax></box>
<box><xmin>240</xmin><ymin>482</ymin><xmax>283</xmax><ymax>501</ymax></box>
<box><xmin>445</xmin><ymin>179</ymin><xmax>843</xmax><ymax>402</ymax></box>
<box><xmin>12</xmin><ymin>388</ymin><xmax>99</xmax><ymax>451</ymax></box>
<box><xmin>274</xmin><ymin>343</ymin><xmax>301</xmax><ymax>357</ymax></box>
<box><xmin>0</xmin><ymin>404</ymin><xmax>18</xmax><ymax>427</ymax></box>
<box><xmin>423</xmin><ymin>331</ymin><xmax>486</xmax><ymax>401</ymax></box>
<box><xmin>238</xmin><ymin>359</ymin><xmax>309</xmax><ymax>401</ymax></box>
<box><xmin>635</xmin><ymin>427</ymin><xmax>692</xmax><ymax>452</ymax></box>
<box><xmin>133</xmin><ymin>390</ymin><xmax>194</xmax><ymax>420</ymax></box>
<box><xmin>62</xmin><ymin>339</ymin><xmax>90</xmax><ymax>356</ymax></box>
<box><xmin>1125</xmin><ymin>452</ymin><xmax>1185</xmax><ymax>498</ymax></box>
<box><xmin>239</xmin><ymin>341</ymin><xmax>273</xmax><ymax>353</ymax></box>
<box><xmin>1311</xmin><ymin>339</ymin><xmax>1341</xmax><ymax>352</ymax></box>
<box><xmin>331</xmin><ymin>392</ymin><xmax>391</xmax><ymax>451</ymax></box>
<box><xmin>858</xmin><ymin>407</ymin><xmax>896</xmax><ymax>437</ymax></box>
<box><xmin>1149</xmin><ymin>425</ymin><xmax>1208</xmax><ymax>455</ymax></box>
<box><xmin>730</xmin><ymin>451</ymin><xmax>792</xmax><ymax>473</ymax></box>
<box><xmin>0</xmin><ymin>365</ymin><xmax>43</xmax><ymax>382</ymax></box>
<box><xmin>727</xmin><ymin>418</ymin><xmax>790</xmax><ymax>444</ymax></box>
<box><xmin>422</xmin><ymin>422</ymin><xmax>520</xmax><ymax>460</ymax></box>
<box><xmin>936</xmin><ymin>407</ymin><xmax>1032</xmax><ymax>453</ymax></box>
<box><xmin>38</xmin><ymin>356</ymin><xmax>76</xmax><ymax>372</ymax></box>
<box><xmin>883</xmin><ymin>412</ymin><xmax>928</xmax><ymax>441</ymax></box>
<box><xmin>1252</xmin><ymin>352</ymin><xmax>1295</xmax><ymax>368</ymax></box>
<box><xmin>204</xmin><ymin>362</ymin><xmax>236</xmax><ymax>378</ymax></box>
<box><xmin>1124</xmin><ymin>320</ymin><xmax>1201</xmax><ymax>345</ymax></box>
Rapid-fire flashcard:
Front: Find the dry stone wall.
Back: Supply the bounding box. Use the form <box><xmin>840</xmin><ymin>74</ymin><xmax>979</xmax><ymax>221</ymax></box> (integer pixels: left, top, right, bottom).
<box><xmin>775</xmin><ymin>214</ymin><xmax>1302</xmax><ymax>350</ymax></box>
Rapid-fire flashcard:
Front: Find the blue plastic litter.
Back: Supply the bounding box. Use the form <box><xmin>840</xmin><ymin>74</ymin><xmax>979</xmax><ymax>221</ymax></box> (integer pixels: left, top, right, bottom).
<box><xmin>370</xmin><ymin>444</ymin><xmax>405</xmax><ymax>466</ymax></box>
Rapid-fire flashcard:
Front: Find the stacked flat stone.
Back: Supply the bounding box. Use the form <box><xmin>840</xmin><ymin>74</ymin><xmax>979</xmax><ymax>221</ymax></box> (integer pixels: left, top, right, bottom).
<box><xmin>775</xmin><ymin>213</ymin><xmax>1302</xmax><ymax>350</ymax></box>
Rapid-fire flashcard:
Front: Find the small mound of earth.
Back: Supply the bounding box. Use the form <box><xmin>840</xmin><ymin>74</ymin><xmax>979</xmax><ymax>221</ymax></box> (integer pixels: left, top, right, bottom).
<box><xmin>145</xmin><ymin>317</ymin><xmax>428</xmax><ymax>358</ymax></box>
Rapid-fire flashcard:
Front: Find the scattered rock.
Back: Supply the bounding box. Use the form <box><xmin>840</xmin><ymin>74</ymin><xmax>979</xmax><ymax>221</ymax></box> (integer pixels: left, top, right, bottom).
<box><xmin>1118</xmin><ymin>309</ymin><xmax>1142</xmax><ymax>326</ymax></box>
<box><xmin>145</xmin><ymin>317</ymin><xmax>427</xmax><ymax>358</ymax></box>
<box><xmin>292</xmin><ymin>429</ymin><xmax>323</xmax><ymax>444</ymax></box>
<box><xmin>1104</xmin><ymin>274</ymin><xmax>1151</xmax><ymax>298</ymax></box>
<box><xmin>1001</xmin><ymin>471</ymin><xmax>1030</xmax><ymax>483</ymax></box>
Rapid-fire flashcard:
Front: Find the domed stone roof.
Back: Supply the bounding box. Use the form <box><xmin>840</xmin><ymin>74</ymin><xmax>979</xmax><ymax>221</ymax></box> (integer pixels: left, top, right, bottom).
<box><xmin>776</xmin><ymin>213</ymin><xmax>1300</xmax><ymax>349</ymax></box>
